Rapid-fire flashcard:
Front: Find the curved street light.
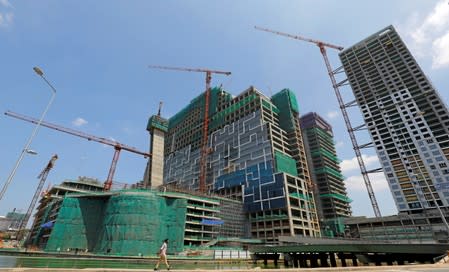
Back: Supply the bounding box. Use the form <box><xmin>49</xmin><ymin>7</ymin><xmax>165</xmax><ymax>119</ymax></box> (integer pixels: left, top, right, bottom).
<box><xmin>0</xmin><ymin>67</ymin><xmax>57</xmax><ymax>201</ymax></box>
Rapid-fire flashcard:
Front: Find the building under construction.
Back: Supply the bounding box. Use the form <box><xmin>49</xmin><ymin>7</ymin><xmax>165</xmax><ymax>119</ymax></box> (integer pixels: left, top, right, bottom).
<box><xmin>28</xmin><ymin>178</ymin><xmax>248</xmax><ymax>255</ymax></box>
<box><xmin>339</xmin><ymin>25</ymin><xmax>449</xmax><ymax>241</ymax></box>
<box><xmin>300</xmin><ymin>112</ymin><xmax>352</xmax><ymax>237</ymax></box>
<box><xmin>28</xmin><ymin>177</ymin><xmax>104</xmax><ymax>248</ymax></box>
<box><xmin>164</xmin><ymin>86</ymin><xmax>321</xmax><ymax>241</ymax></box>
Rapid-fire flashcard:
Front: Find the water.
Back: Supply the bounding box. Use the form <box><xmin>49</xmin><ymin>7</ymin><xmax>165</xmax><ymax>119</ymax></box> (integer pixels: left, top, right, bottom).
<box><xmin>0</xmin><ymin>256</ymin><xmax>17</xmax><ymax>268</ymax></box>
<box><xmin>0</xmin><ymin>255</ymin><xmax>282</xmax><ymax>270</ymax></box>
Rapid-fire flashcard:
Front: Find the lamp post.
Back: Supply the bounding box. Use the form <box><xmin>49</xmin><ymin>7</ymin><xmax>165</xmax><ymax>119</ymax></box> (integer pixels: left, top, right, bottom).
<box><xmin>0</xmin><ymin>67</ymin><xmax>56</xmax><ymax>201</ymax></box>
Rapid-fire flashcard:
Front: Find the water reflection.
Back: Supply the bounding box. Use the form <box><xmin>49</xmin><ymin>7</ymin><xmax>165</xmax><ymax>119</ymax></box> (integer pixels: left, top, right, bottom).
<box><xmin>0</xmin><ymin>255</ymin><xmax>282</xmax><ymax>270</ymax></box>
<box><xmin>0</xmin><ymin>256</ymin><xmax>17</xmax><ymax>267</ymax></box>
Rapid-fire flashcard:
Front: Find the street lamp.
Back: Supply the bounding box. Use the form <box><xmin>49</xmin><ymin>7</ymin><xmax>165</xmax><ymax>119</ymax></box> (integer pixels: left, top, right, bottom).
<box><xmin>0</xmin><ymin>67</ymin><xmax>56</xmax><ymax>201</ymax></box>
<box><xmin>25</xmin><ymin>149</ymin><xmax>38</xmax><ymax>155</ymax></box>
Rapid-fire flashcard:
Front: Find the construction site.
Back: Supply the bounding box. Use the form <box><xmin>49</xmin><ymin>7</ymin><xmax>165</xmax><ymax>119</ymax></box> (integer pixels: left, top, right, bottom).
<box><xmin>1</xmin><ymin>23</ymin><xmax>449</xmax><ymax>270</ymax></box>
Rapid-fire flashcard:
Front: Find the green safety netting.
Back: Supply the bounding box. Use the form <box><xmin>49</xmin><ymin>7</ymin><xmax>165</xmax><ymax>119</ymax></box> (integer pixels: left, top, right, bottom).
<box><xmin>147</xmin><ymin>115</ymin><xmax>168</xmax><ymax>132</ymax></box>
<box><xmin>315</xmin><ymin>166</ymin><xmax>345</xmax><ymax>180</ymax></box>
<box><xmin>319</xmin><ymin>193</ymin><xmax>352</xmax><ymax>203</ymax></box>
<box><xmin>31</xmin><ymin>201</ymin><xmax>56</xmax><ymax>246</ymax></box>
<box><xmin>274</xmin><ymin>151</ymin><xmax>298</xmax><ymax>176</ymax></box>
<box><xmin>271</xmin><ymin>89</ymin><xmax>300</xmax><ymax>132</ymax></box>
<box><xmin>310</xmin><ymin>147</ymin><xmax>341</xmax><ymax>163</ymax></box>
<box><xmin>323</xmin><ymin>217</ymin><xmax>347</xmax><ymax>237</ymax></box>
<box><xmin>168</xmin><ymin>87</ymin><xmax>230</xmax><ymax>129</ymax></box>
<box><xmin>45</xmin><ymin>191</ymin><xmax>186</xmax><ymax>256</ymax></box>
<box><xmin>210</xmin><ymin>91</ymin><xmax>256</xmax><ymax>131</ymax></box>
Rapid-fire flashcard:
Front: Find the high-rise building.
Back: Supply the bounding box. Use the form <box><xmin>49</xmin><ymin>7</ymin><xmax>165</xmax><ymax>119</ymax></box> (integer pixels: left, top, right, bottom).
<box><xmin>339</xmin><ymin>25</ymin><xmax>449</xmax><ymax>213</ymax></box>
<box><xmin>163</xmin><ymin>87</ymin><xmax>321</xmax><ymax>241</ymax></box>
<box><xmin>300</xmin><ymin>112</ymin><xmax>352</xmax><ymax>237</ymax></box>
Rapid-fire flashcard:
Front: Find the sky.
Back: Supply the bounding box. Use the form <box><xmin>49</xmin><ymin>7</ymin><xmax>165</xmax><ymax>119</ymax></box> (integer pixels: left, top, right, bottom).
<box><xmin>1</xmin><ymin>1</ymin><xmax>448</xmax><ymax>218</ymax></box>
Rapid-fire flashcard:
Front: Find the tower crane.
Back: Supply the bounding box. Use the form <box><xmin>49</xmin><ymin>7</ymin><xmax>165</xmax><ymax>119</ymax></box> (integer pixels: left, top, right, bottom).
<box><xmin>148</xmin><ymin>65</ymin><xmax>231</xmax><ymax>193</ymax></box>
<box><xmin>5</xmin><ymin>111</ymin><xmax>151</xmax><ymax>191</ymax></box>
<box><xmin>16</xmin><ymin>154</ymin><xmax>58</xmax><ymax>241</ymax></box>
<box><xmin>255</xmin><ymin>26</ymin><xmax>382</xmax><ymax>217</ymax></box>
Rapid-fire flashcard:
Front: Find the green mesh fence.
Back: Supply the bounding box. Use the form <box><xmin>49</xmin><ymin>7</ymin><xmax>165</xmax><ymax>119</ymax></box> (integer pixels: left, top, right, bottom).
<box><xmin>168</xmin><ymin>87</ymin><xmax>229</xmax><ymax>130</ymax></box>
<box><xmin>147</xmin><ymin>115</ymin><xmax>168</xmax><ymax>132</ymax></box>
<box><xmin>168</xmin><ymin>92</ymin><xmax>204</xmax><ymax>129</ymax></box>
<box><xmin>289</xmin><ymin>192</ymin><xmax>311</xmax><ymax>200</ymax></box>
<box><xmin>307</xmin><ymin>127</ymin><xmax>334</xmax><ymax>143</ymax></box>
<box><xmin>210</xmin><ymin>92</ymin><xmax>259</xmax><ymax>130</ymax></box>
<box><xmin>45</xmin><ymin>191</ymin><xmax>187</xmax><ymax>256</ymax></box>
<box><xmin>319</xmin><ymin>193</ymin><xmax>352</xmax><ymax>203</ymax></box>
<box><xmin>271</xmin><ymin>89</ymin><xmax>299</xmax><ymax>112</ymax></box>
<box><xmin>261</xmin><ymin>99</ymin><xmax>280</xmax><ymax>114</ymax></box>
<box><xmin>310</xmin><ymin>148</ymin><xmax>340</xmax><ymax>163</ymax></box>
<box><xmin>315</xmin><ymin>166</ymin><xmax>345</xmax><ymax>180</ymax></box>
<box><xmin>31</xmin><ymin>200</ymin><xmax>55</xmax><ymax>246</ymax></box>
<box><xmin>45</xmin><ymin>197</ymin><xmax>106</xmax><ymax>253</ymax></box>
<box><xmin>274</xmin><ymin>151</ymin><xmax>298</xmax><ymax>176</ymax></box>
<box><xmin>271</xmin><ymin>89</ymin><xmax>300</xmax><ymax>132</ymax></box>
<box><xmin>323</xmin><ymin>217</ymin><xmax>347</xmax><ymax>236</ymax></box>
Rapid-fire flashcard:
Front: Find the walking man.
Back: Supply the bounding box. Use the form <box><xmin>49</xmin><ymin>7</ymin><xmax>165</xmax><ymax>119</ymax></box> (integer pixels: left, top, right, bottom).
<box><xmin>154</xmin><ymin>239</ymin><xmax>170</xmax><ymax>270</ymax></box>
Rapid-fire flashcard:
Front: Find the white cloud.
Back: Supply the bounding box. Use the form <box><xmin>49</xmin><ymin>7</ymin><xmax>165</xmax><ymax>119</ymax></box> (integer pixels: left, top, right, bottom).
<box><xmin>0</xmin><ymin>12</ymin><xmax>13</xmax><ymax>27</ymax></box>
<box><xmin>340</xmin><ymin>154</ymin><xmax>380</xmax><ymax>172</ymax></box>
<box><xmin>0</xmin><ymin>0</ymin><xmax>13</xmax><ymax>28</ymax></box>
<box><xmin>344</xmin><ymin>172</ymin><xmax>389</xmax><ymax>193</ymax></box>
<box><xmin>0</xmin><ymin>0</ymin><xmax>12</xmax><ymax>8</ymax></box>
<box><xmin>326</xmin><ymin>110</ymin><xmax>339</xmax><ymax>120</ymax></box>
<box><xmin>335</xmin><ymin>141</ymin><xmax>344</xmax><ymax>148</ymax></box>
<box><xmin>72</xmin><ymin>117</ymin><xmax>88</xmax><ymax>127</ymax></box>
<box><xmin>400</xmin><ymin>0</ymin><xmax>449</xmax><ymax>69</ymax></box>
<box><xmin>432</xmin><ymin>31</ymin><xmax>449</xmax><ymax>69</ymax></box>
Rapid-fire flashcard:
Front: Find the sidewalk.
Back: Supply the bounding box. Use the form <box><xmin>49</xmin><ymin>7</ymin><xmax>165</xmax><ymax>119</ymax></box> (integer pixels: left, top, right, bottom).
<box><xmin>1</xmin><ymin>263</ymin><xmax>449</xmax><ymax>272</ymax></box>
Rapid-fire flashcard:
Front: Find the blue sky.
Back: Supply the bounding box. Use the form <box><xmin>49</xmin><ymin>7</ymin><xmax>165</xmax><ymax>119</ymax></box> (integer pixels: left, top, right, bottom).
<box><xmin>1</xmin><ymin>1</ymin><xmax>448</xmax><ymax>218</ymax></box>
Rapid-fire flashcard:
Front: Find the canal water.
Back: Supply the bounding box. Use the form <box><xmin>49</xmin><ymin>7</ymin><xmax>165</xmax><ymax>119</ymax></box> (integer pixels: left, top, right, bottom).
<box><xmin>0</xmin><ymin>255</ymin><xmax>283</xmax><ymax>270</ymax></box>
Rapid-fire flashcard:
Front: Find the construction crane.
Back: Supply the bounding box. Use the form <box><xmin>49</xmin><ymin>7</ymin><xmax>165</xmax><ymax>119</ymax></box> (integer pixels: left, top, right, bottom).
<box><xmin>255</xmin><ymin>26</ymin><xmax>382</xmax><ymax>217</ymax></box>
<box><xmin>157</xmin><ymin>101</ymin><xmax>163</xmax><ymax>117</ymax></box>
<box><xmin>16</xmin><ymin>154</ymin><xmax>58</xmax><ymax>241</ymax></box>
<box><xmin>5</xmin><ymin>111</ymin><xmax>151</xmax><ymax>191</ymax></box>
<box><xmin>148</xmin><ymin>65</ymin><xmax>231</xmax><ymax>193</ymax></box>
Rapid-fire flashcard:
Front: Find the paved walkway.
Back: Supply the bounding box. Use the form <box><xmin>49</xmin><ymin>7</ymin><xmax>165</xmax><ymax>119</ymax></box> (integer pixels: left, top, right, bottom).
<box><xmin>1</xmin><ymin>263</ymin><xmax>449</xmax><ymax>272</ymax></box>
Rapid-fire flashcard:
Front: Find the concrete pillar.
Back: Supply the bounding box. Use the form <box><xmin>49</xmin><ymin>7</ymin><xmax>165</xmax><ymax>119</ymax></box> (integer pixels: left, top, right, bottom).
<box><xmin>310</xmin><ymin>254</ymin><xmax>319</xmax><ymax>268</ymax></box>
<box><xmin>293</xmin><ymin>254</ymin><xmax>299</xmax><ymax>268</ymax></box>
<box><xmin>284</xmin><ymin>254</ymin><xmax>290</xmax><ymax>267</ymax></box>
<box><xmin>338</xmin><ymin>253</ymin><xmax>347</xmax><ymax>267</ymax></box>
<box><xmin>374</xmin><ymin>254</ymin><xmax>382</xmax><ymax>266</ymax></box>
<box><xmin>352</xmin><ymin>254</ymin><xmax>358</xmax><ymax>266</ymax></box>
<box><xmin>319</xmin><ymin>253</ymin><xmax>329</xmax><ymax>267</ymax></box>
<box><xmin>386</xmin><ymin>255</ymin><xmax>393</xmax><ymax>266</ymax></box>
<box><xmin>299</xmin><ymin>254</ymin><xmax>307</xmax><ymax>268</ymax></box>
<box><xmin>330</xmin><ymin>253</ymin><xmax>337</xmax><ymax>267</ymax></box>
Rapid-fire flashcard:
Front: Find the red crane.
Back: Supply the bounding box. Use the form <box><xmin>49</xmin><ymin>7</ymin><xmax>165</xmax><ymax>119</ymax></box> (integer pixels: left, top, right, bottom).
<box><xmin>16</xmin><ymin>154</ymin><xmax>58</xmax><ymax>241</ymax></box>
<box><xmin>255</xmin><ymin>26</ymin><xmax>382</xmax><ymax>217</ymax></box>
<box><xmin>5</xmin><ymin>111</ymin><xmax>151</xmax><ymax>191</ymax></box>
<box><xmin>148</xmin><ymin>65</ymin><xmax>231</xmax><ymax>193</ymax></box>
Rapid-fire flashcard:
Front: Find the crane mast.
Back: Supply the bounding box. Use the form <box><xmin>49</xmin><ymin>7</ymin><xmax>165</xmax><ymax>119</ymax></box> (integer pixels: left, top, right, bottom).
<box><xmin>149</xmin><ymin>65</ymin><xmax>231</xmax><ymax>193</ymax></box>
<box><xmin>255</xmin><ymin>26</ymin><xmax>381</xmax><ymax>217</ymax></box>
<box><xmin>16</xmin><ymin>154</ymin><xmax>58</xmax><ymax>241</ymax></box>
<box><xmin>5</xmin><ymin>111</ymin><xmax>151</xmax><ymax>191</ymax></box>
